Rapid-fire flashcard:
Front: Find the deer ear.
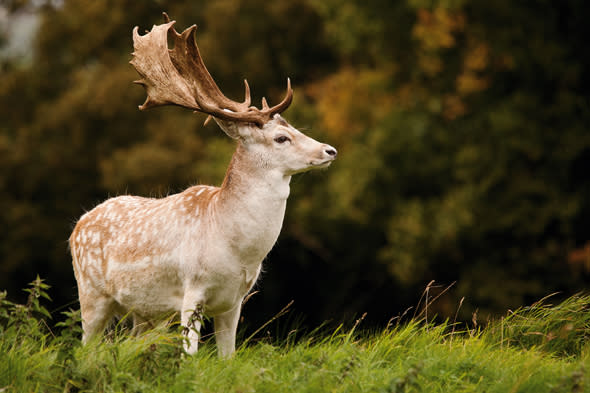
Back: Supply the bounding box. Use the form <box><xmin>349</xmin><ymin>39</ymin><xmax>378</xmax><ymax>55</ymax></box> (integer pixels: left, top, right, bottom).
<box><xmin>213</xmin><ymin>118</ymin><xmax>246</xmax><ymax>140</ymax></box>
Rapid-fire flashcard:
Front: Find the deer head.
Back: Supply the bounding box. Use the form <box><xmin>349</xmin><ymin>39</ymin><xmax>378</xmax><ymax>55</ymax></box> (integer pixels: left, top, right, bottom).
<box><xmin>130</xmin><ymin>13</ymin><xmax>337</xmax><ymax>178</ymax></box>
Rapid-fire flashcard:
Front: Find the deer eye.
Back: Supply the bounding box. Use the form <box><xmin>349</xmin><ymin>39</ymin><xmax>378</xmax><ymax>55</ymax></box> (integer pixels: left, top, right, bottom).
<box><xmin>274</xmin><ymin>135</ymin><xmax>291</xmax><ymax>144</ymax></box>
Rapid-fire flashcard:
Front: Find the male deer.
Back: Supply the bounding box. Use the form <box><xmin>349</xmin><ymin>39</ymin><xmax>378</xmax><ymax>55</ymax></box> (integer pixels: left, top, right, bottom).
<box><xmin>69</xmin><ymin>14</ymin><xmax>336</xmax><ymax>358</ymax></box>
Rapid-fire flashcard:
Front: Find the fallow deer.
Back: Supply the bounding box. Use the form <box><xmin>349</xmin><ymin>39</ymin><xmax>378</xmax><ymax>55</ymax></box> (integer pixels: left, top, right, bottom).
<box><xmin>69</xmin><ymin>14</ymin><xmax>336</xmax><ymax>357</ymax></box>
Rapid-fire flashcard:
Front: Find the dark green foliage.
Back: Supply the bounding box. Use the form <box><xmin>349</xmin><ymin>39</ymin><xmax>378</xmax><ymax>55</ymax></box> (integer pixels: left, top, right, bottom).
<box><xmin>0</xmin><ymin>280</ymin><xmax>188</xmax><ymax>392</ymax></box>
<box><xmin>1</xmin><ymin>282</ymin><xmax>590</xmax><ymax>392</ymax></box>
<box><xmin>0</xmin><ymin>276</ymin><xmax>51</xmax><ymax>339</ymax></box>
<box><xmin>486</xmin><ymin>294</ymin><xmax>590</xmax><ymax>357</ymax></box>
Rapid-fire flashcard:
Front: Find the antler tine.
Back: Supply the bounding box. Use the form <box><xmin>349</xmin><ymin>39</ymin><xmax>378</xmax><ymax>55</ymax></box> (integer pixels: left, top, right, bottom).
<box><xmin>243</xmin><ymin>79</ymin><xmax>252</xmax><ymax>107</ymax></box>
<box><xmin>131</xmin><ymin>15</ymin><xmax>293</xmax><ymax>127</ymax></box>
<box><xmin>260</xmin><ymin>78</ymin><xmax>292</xmax><ymax>115</ymax></box>
<box><xmin>266</xmin><ymin>78</ymin><xmax>293</xmax><ymax>117</ymax></box>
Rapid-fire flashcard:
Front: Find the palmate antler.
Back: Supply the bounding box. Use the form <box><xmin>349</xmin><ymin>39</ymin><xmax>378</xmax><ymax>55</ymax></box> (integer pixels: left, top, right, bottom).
<box><xmin>130</xmin><ymin>13</ymin><xmax>293</xmax><ymax>127</ymax></box>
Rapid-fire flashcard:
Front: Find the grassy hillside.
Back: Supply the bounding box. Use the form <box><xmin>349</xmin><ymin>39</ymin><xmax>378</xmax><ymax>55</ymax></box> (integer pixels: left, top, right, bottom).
<box><xmin>1</xmin><ymin>279</ymin><xmax>589</xmax><ymax>392</ymax></box>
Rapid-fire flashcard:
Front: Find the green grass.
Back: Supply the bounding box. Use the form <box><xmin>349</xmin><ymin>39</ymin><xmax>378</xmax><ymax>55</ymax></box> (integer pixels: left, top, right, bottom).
<box><xmin>1</xmin><ymin>278</ymin><xmax>589</xmax><ymax>392</ymax></box>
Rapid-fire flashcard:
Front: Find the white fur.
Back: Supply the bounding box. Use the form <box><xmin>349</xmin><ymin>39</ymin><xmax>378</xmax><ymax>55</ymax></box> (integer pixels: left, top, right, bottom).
<box><xmin>70</xmin><ymin>115</ymin><xmax>336</xmax><ymax>357</ymax></box>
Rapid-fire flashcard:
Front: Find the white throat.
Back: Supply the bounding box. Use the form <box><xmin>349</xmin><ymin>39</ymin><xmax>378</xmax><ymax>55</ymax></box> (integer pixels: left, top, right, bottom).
<box><xmin>214</xmin><ymin>145</ymin><xmax>292</xmax><ymax>266</ymax></box>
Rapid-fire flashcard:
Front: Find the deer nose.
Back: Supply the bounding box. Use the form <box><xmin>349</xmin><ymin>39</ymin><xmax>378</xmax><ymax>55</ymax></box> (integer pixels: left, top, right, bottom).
<box><xmin>324</xmin><ymin>145</ymin><xmax>337</xmax><ymax>157</ymax></box>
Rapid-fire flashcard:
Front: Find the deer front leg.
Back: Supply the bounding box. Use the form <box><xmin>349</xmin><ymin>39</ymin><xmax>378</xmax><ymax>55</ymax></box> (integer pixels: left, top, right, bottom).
<box><xmin>181</xmin><ymin>295</ymin><xmax>205</xmax><ymax>355</ymax></box>
<box><xmin>214</xmin><ymin>304</ymin><xmax>242</xmax><ymax>358</ymax></box>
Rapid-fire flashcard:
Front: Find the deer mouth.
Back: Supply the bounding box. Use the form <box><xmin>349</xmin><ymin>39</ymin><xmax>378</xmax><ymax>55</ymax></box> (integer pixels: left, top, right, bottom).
<box><xmin>310</xmin><ymin>159</ymin><xmax>334</xmax><ymax>169</ymax></box>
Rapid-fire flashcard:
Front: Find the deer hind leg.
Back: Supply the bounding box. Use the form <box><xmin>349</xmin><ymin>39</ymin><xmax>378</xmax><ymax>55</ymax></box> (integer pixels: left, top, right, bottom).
<box><xmin>79</xmin><ymin>289</ymin><xmax>115</xmax><ymax>344</ymax></box>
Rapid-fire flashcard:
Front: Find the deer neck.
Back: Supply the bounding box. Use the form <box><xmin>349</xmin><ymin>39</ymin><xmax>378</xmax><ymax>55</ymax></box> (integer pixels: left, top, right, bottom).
<box><xmin>216</xmin><ymin>142</ymin><xmax>291</xmax><ymax>263</ymax></box>
<box><xmin>220</xmin><ymin>142</ymin><xmax>291</xmax><ymax>201</ymax></box>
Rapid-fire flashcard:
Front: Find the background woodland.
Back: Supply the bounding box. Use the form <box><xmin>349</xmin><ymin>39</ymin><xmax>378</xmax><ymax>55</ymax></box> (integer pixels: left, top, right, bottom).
<box><xmin>1</xmin><ymin>0</ymin><xmax>589</xmax><ymax>328</ymax></box>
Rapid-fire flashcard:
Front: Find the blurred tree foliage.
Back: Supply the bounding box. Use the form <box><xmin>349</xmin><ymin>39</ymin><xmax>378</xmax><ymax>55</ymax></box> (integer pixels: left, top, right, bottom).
<box><xmin>0</xmin><ymin>0</ymin><xmax>589</xmax><ymax>325</ymax></box>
